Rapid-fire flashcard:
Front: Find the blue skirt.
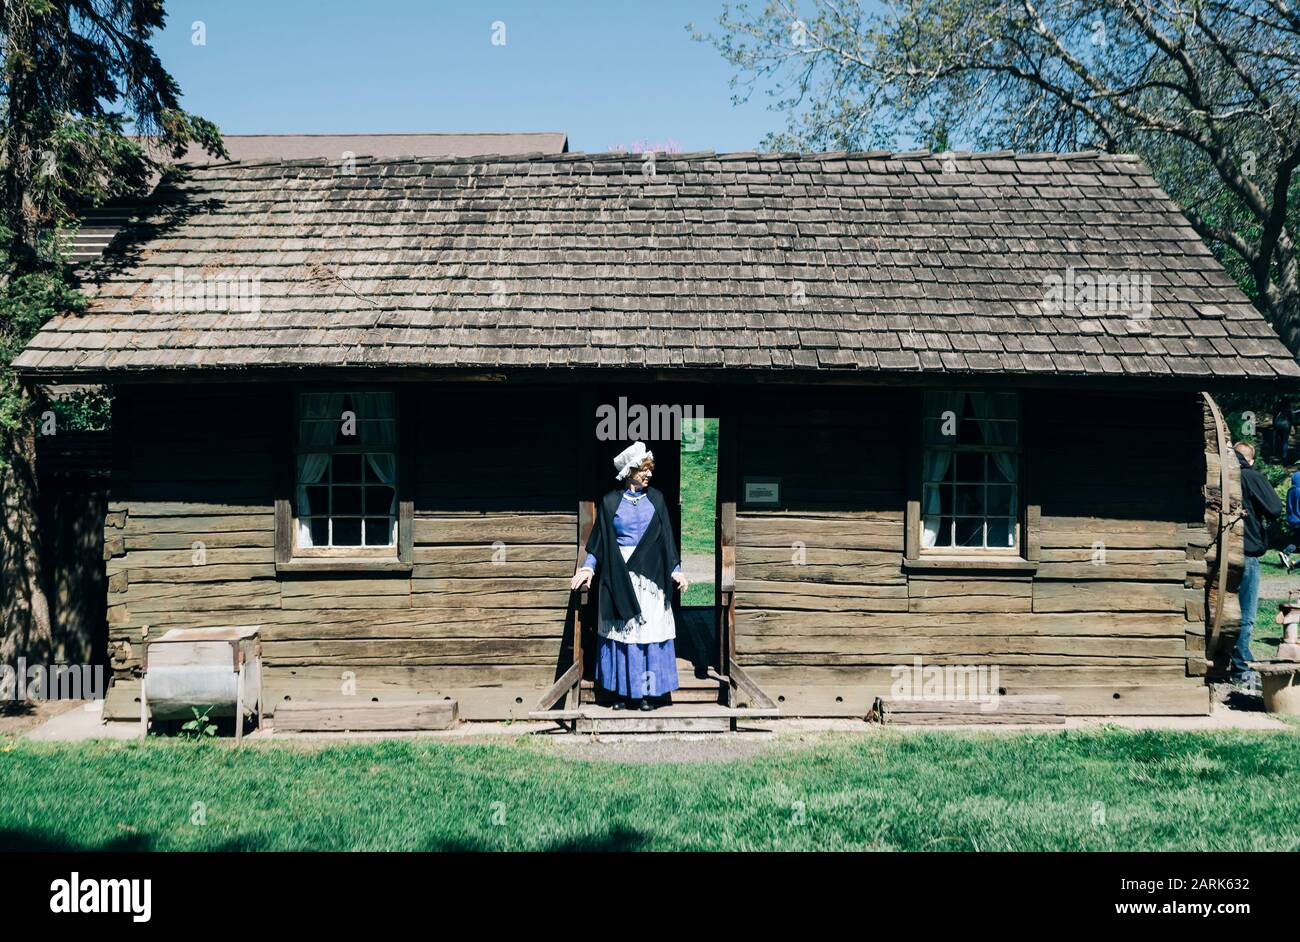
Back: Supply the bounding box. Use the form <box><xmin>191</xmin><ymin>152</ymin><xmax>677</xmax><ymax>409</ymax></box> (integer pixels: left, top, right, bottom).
<box><xmin>595</xmin><ymin>637</ymin><xmax>680</xmax><ymax>698</ymax></box>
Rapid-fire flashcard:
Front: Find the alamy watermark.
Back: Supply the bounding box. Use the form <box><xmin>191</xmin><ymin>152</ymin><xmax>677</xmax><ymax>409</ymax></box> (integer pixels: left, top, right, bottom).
<box><xmin>889</xmin><ymin>657</ymin><xmax>1001</xmax><ymax>712</ymax></box>
<box><xmin>50</xmin><ymin>872</ymin><xmax>151</xmax><ymax>923</ymax></box>
<box><xmin>1042</xmin><ymin>266</ymin><xmax>1151</xmax><ymax>320</ymax></box>
<box><xmin>152</xmin><ymin>267</ymin><xmax>262</xmax><ymax>315</ymax></box>
<box><xmin>595</xmin><ymin>397</ymin><xmax>707</xmax><ymax>451</ymax></box>
<box><xmin>0</xmin><ymin>660</ymin><xmax>106</xmax><ymax>701</ymax></box>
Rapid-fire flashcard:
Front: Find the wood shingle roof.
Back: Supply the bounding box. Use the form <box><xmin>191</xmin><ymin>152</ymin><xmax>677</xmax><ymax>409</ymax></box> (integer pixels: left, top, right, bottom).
<box><xmin>16</xmin><ymin>148</ymin><xmax>1299</xmax><ymax>380</ymax></box>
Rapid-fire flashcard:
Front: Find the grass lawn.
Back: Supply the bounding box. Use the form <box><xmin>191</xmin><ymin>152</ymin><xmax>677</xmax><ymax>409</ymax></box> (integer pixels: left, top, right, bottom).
<box><xmin>1260</xmin><ymin>549</ymin><xmax>1300</xmax><ymax>582</ymax></box>
<box><xmin>679</xmin><ymin>418</ymin><xmax>718</xmax><ymax>557</ymax></box>
<box><xmin>680</xmin><ymin>582</ymin><xmax>715</xmax><ymax>606</ymax></box>
<box><xmin>1253</xmin><ymin>598</ymin><xmax>1284</xmax><ymax>661</ymax></box>
<box><xmin>3</xmin><ymin>729</ymin><xmax>1299</xmax><ymax>851</ymax></box>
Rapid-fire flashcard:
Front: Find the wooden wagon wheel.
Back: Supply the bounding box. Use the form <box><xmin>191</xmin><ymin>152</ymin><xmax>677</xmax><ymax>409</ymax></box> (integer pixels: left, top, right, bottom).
<box><xmin>1202</xmin><ymin>392</ymin><xmax>1244</xmax><ymax>659</ymax></box>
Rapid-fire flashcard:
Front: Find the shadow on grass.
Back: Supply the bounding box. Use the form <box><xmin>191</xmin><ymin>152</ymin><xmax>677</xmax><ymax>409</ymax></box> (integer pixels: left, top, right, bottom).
<box><xmin>0</xmin><ymin>829</ymin><xmax>266</xmax><ymax>852</ymax></box>
<box><xmin>419</xmin><ymin>825</ymin><xmax>651</xmax><ymax>852</ymax></box>
<box><xmin>1</xmin><ymin>825</ymin><xmax>654</xmax><ymax>853</ymax></box>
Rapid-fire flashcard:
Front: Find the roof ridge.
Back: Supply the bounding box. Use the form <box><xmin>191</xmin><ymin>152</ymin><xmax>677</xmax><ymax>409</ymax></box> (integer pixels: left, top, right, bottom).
<box><xmin>179</xmin><ymin>146</ymin><xmax>1131</xmax><ymax>172</ymax></box>
<box><xmin>207</xmin><ymin>131</ymin><xmax>567</xmax><ymax>139</ymax></box>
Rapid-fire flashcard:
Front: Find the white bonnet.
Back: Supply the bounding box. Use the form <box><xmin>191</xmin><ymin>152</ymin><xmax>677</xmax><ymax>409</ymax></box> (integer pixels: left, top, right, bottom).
<box><xmin>613</xmin><ymin>441</ymin><xmax>654</xmax><ymax>481</ymax></box>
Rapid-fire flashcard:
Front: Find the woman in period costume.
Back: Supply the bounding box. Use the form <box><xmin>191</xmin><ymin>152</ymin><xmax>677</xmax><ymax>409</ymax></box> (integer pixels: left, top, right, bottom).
<box><xmin>570</xmin><ymin>442</ymin><xmax>688</xmax><ymax>711</ymax></box>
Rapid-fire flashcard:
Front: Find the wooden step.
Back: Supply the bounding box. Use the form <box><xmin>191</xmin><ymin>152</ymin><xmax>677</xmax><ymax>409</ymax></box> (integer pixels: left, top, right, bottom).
<box><xmin>580</xmin><ymin>667</ymin><xmax>722</xmax><ymax>702</ymax></box>
<box><xmin>529</xmin><ymin>703</ymin><xmax>778</xmax><ymax>733</ymax></box>
<box><xmin>578</xmin><ymin>714</ymin><xmax>731</xmax><ymax>733</ymax></box>
<box><xmin>579</xmin><ymin>686</ymin><xmax>720</xmax><ymax>703</ymax></box>
<box><xmin>273</xmin><ymin>699</ymin><xmax>458</xmax><ymax>732</ymax></box>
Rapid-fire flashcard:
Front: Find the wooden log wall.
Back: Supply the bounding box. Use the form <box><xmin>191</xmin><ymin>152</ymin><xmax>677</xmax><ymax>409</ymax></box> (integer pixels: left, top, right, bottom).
<box><xmin>103</xmin><ymin>381</ymin><xmax>1218</xmax><ymax>722</ymax></box>
<box><xmin>733</xmin><ymin>387</ymin><xmax>1212</xmax><ymax>717</ymax></box>
<box><xmin>104</xmin><ymin>384</ymin><xmax>577</xmax><ymax>720</ymax></box>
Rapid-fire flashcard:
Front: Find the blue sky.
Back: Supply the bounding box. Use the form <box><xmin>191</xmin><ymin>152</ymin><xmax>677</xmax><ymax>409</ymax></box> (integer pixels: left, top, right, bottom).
<box><xmin>155</xmin><ymin>1</ymin><xmax>786</xmax><ymax>153</ymax></box>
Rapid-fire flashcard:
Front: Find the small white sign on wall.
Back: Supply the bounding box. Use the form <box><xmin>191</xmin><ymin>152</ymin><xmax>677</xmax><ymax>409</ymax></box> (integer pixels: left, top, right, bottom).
<box><xmin>743</xmin><ymin>477</ymin><xmax>780</xmax><ymax>506</ymax></box>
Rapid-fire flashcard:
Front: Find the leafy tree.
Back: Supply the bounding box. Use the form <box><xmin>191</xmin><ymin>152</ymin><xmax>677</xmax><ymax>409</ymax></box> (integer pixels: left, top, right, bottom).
<box><xmin>1</xmin><ymin>0</ymin><xmax>223</xmax><ymax>666</ymax></box>
<box><xmin>695</xmin><ymin>0</ymin><xmax>1300</xmax><ymax>356</ymax></box>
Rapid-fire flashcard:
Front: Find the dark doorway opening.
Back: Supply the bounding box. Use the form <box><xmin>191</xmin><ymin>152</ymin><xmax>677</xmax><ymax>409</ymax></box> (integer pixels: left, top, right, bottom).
<box><xmin>584</xmin><ymin>390</ymin><xmax>721</xmax><ymax>685</ymax></box>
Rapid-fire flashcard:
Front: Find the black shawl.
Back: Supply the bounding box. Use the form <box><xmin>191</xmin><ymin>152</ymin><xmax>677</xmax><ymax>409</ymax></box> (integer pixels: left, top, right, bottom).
<box><xmin>584</xmin><ymin>487</ymin><xmax>680</xmax><ymax>625</ymax></box>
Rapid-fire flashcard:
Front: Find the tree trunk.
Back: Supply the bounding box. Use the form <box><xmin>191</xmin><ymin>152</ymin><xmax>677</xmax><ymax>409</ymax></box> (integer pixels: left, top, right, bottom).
<box><xmin>1270</xmin><ymin>254</ymin><xmax>1300</xmax><ymax>359</ymax></box>
<box><xmin>1</xmin><ymin>388</ymin><xmax>53</xmax><ymax>677</ymax></box>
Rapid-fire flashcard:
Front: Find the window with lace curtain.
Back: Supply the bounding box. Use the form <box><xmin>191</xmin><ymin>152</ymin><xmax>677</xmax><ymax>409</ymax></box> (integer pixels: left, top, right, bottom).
<box><xmin>295</xmin><ymin>391</ymin><xmax>398</xmax><ymax>553</ymax></box>
<box><xmin>921</xmin><ymin>391</ymin><xmax>1020</xmax><ymax>552</ymax></box>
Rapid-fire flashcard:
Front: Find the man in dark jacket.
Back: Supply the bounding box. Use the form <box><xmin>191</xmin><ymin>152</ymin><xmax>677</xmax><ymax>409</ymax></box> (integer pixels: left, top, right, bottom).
<box><xmin>1232</xmin><ymin>442</ymin><xmax>1285</xmax><ymax>686</ymax></box>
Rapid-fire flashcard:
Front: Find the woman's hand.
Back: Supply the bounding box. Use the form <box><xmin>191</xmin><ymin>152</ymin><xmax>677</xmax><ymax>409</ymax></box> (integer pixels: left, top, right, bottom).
<box><xmin>570</xmin><ymin>567</ymin><xmax>594</xmax><ymax>591</ymax></box>
<box><xmin>671</xmin><ymin>571</ymin><xmax>689</xmax><ymax>592</ymax></box>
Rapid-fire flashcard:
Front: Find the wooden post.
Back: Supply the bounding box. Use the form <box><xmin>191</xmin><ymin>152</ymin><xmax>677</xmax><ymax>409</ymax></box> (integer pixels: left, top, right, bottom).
<box><xmin>273</xmin><ymin>386</ymin><xmax>293</xmax><ymax>566</ymax></box>
<box><xmin>235</xmin><ymin>663</ymin><xmax>245</xmax><ymax>744</ymax></box>
<box><xmin>904</xmin><ymin>390</ymin><xmax>923</xmax><ymax>562</ymax></box>
<box><xmin>571</xmin><ymin>499</ymin><xmax>596</xmax><ymax>709</ymax></box>
<box><xmin>255</xmin><ymin>641</ymin><xmax>263</xmax><ymax>731</ymax></box>
<box><xmin>139</xmin><ymin>640</ymin><xmax>149</xmax><ymax>736</ymax></box>
<box><xmin>720</xmin><ymin>499</ymin><xmax>736</xmax><ymax>708</ymax></box>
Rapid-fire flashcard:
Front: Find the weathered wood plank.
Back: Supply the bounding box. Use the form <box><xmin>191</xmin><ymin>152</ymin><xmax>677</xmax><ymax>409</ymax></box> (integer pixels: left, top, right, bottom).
<box><xmin>574</xmin><ymin>714</ymin><xmax>733</xmax><ymax>733</ymax></box>
<box><xmin>739</xmin><ymin>579</ymin><xmax>909</xmax><ymax>602</ymax></box>
<box><xmin>413</xmin><ymin>543</ymin><xmax>573</xmax><ymax>564</ymax></box>
<box><xmin>413</xmin><ymin>514</ymin><xmax>576</xmax><ymax>546</ymax></box>
<box><xmin>109</xmin><ymin>606</ymin><xmax>562</xmax><ymax>638</ymax></box>
<box><xmin>109</xmin><ymin>501</ymin><xmax>270</xmax><ymax>517</ymax></box>
<box><xmin>411</xmin><ymin>561</ymin><xmax>572</xmax><ymax>579</ymax></box>
<box><xmin>280</xmin><ymin>577</ymin><xmax>410</xmax><ymax>598</ymax></box>
<box><xmin>107</xmin><ymin>548</ymin><xmax>275</xmax><ymax>572</ymax></box>
<box><xmin>1036</xmin><ymin>561</ymin><xmax>1189</xmax><ymax>580</ymax></box>
<box><xmin>908</xmin><ymin>577</ymin><xmax>1031</xmax><ymax>598</ymax></box>
<box><xmin>884</xmin><ymin>712</ymin><xmax>1066</xmax><ymax>726</ymax></box>
<box><xmin>273</xmin><ymin>699</ymin><xmax>458</xmax><ymax>732</ymax></box>
<box><xmin>687</xmin><ymin>678</ymin><xmax>1206</xmax><ymax>717</ymax></box>
<box><xmin>263</xmin><ymin>638</ymin><xmax>557</xmax><ymax>665</ymax></box>
<box><xmin>113</xmin><ymin>563</ymin><xmax>278</xmax><ymax>584</ymax></box>
<box><xmin>735</xmin><ymin>610</ymin><xmax>1191</xmax><ymax>637</ymax></box>
<box><xmin>744</xmin><ymin>664</ymin><xmax>1191</xmax><ymax>687</ymax></box>
<box><xmin>908</xmin><ymin>595</ymin><xmax>1034</xmax><ymax>613</ymax></box>
<box><xmin>882</xmin><ymin>695</ymin><xmax>1062</xmax><ymax>715</ymax></box>
<box><xmin>737</xmin><ymin>635</ymin><xmax>1184</xmax><ymax>658</ymax></box>
<box><xmin>1039</xmin><ymin>548</ymin><xmax>1187</xmax><ymax>564</ymax></box>
<box><xmin>123</xmin><ymin>514</ymin><xmax>275</xmax><ymax>534</ymax></box>
<box><xmin>736</xmin><ymin>513</ymin><xmax>904</xmax><ymax>551</ymax></box>
<box><xmin>1038</xmin><ymin>517</ymin><xmax>1186</xmax><ymax>549</ymax></box>
<box><xmin>124</xmin><ymin>530</ymin><xmax>273</xmax><ymax>551</ymax></box>
<box><xmin>119</xmin><ymin>582</ymin><xmax>281</xmax><ymax>611</ymax></box>
<box><xmin>736</xmin><ymin>563</ymin><xmax>905</xmax><ymax>585</ymax></box>
<box><xmin>1033</xmin><ymin>581</ymin><xmax>1185</xmax><ymax>613</ymax></box>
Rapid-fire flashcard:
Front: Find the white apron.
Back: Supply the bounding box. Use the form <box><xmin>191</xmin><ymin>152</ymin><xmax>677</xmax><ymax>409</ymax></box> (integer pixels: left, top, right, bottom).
<box><xmin>597</xmin><ymin>545</ymin><xmax>676</xmax><ymax>645</ymax></box>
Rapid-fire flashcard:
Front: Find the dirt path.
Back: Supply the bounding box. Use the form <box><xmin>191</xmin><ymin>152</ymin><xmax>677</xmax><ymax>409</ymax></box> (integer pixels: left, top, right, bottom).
<box><xmin>1262</xmin><ymin>572</ymin><xmax>1300</xmax><ymax>599</ymax></box>
<box><xmin>680</xmin><ymin>553</ymin><xmax>714</xmax><ymax>583</ymax></box>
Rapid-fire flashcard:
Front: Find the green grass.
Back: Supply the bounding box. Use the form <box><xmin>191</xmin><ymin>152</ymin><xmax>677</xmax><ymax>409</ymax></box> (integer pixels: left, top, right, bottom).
<box><xmin>1259</xmin><ymin>549</ymin><xmax>1297</xmax><ymax>578</ymax></box>
<box><xmin>1253</xmin><ymin>598</ymin><xmax>1283</xmax><ymax>661</ymax></box>
<box><xmin>679</xmin><ymin>418</ymin><xmax>719</xmax><ymax>556</ymax></box>
<box><xmin>681</xmin><ymin>581</ymin><xmax>715</xmax><ymax>606</ymax></box>
<box><xmin>3</xmin><ymin>729</ymin><xmax>1299</xmax><ymax>851</ymax></box>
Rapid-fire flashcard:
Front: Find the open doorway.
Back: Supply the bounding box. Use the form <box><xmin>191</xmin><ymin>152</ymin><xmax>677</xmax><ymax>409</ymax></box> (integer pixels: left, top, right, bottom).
<box><xmin>678</xmin><ymin>416</ymin><xmax>719</xmax><ymax>604</ymax></box>
<box><xmin>585</xmin><ymin>393</ymin><xmax>721</xmax><ymax>691</ymax></box>
<box><xmin>675</xmin><ymin>416</ymin><xmax>719</xmax><ymax>677</ymax></box>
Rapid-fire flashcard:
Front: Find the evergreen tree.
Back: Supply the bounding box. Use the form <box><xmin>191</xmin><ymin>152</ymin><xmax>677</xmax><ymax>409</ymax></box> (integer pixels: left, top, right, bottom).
<box><xmin>0</xmin><ymin>0</ymin><xmax>224</xmax><ymax>666</ymax></box>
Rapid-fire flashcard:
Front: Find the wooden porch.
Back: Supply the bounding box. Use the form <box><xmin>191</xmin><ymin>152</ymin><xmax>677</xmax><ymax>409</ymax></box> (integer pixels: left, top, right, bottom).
<box><xmin>529</xmin><ymin>499</ymin><xmax>781</xmax><ymax>733</ymax></box>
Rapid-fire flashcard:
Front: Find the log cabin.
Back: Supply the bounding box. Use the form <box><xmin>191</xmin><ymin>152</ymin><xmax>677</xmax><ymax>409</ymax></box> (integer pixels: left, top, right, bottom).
<box><xmin>15</xmin><ymin>148</ymin><xmax>1299</xmax><ymax>727</ymax></box>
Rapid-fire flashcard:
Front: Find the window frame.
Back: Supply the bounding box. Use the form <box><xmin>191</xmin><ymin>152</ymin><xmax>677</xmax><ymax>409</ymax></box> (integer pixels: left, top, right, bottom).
<box><xmin>905</xmin><ymin>390</ymin><xmax>1038</xmax><ymax>573</ymax></box>
<box><xmin>275</xmin><ymin>385</ymin><xmax>413</xmax><ymax>574</ymax></box>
